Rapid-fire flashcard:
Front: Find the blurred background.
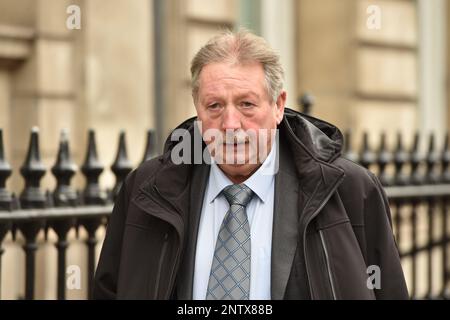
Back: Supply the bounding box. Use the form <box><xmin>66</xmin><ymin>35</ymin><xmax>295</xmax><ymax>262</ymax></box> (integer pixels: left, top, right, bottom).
<box><xmin>0</xmin><ymin>0</ymin><xmax>448</xmax><ymax>299</ymax></box>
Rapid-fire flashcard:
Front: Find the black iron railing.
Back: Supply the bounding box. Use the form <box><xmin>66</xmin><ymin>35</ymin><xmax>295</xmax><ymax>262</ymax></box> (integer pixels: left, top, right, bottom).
<box><xmin>0</xmin><ymin>127</ymin><xmax>157</xmax><ymax>300</ymax></box>
<box><xmin>344</xmin><ymin>129</ymin><xmax>450</xmax><ymax>299</ymax></box>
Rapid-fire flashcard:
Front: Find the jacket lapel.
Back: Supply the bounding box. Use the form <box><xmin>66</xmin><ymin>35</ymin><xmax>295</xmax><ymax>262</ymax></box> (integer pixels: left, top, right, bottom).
<box><xmin>271</xmin><ymin>138</ymin><xmax>300</xmax><ymax>299</ymax></box>
<box><xmin>176</xmin><ymin>163</ymin><xmax>210</xmax><ymax>299</ymax></box>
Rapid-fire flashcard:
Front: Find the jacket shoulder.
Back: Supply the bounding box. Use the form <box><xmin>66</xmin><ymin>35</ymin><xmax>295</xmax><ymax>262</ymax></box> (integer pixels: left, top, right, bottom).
<box><xmin>331</xmin><ymin>156</ymin><xmax>387</xmax><ymax>227</ymax></box>
<box><xmin>123</xmin><ymin>155</ymin><xmax>165</xmax><ymax>195</ymax></box>
<box><xmin>332</xmin><ymin>156</ymin><xmax>380</xmax><ymax>195</ymax></box>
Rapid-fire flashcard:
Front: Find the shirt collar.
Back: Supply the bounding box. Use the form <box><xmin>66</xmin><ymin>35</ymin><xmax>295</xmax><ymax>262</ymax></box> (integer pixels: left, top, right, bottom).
<box><xmin>207</xmin><ymin>140</ymin><xmax>277</xmax><ymax>204</ymax></box>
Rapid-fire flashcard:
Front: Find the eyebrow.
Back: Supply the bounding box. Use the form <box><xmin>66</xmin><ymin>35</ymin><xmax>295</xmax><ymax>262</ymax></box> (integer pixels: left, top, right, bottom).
<box><xmin>235</xmin><ymin>91</ymin><xmax>260</xmax><ymax>100</ymax></box>
<box><xmin>200</xmin><ymin>91</ymin><xmax>261</xmax><ymax>104</ymax></box>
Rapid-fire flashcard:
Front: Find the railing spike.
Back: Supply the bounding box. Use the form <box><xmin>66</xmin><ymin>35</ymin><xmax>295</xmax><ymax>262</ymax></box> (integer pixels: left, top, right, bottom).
<box><xmin>142</xmin><ymin>129</ymin><xmax>158</xmax><ymax>163</ymax></box>
<box><xmin>81</xmin><ymin>129</ymin><xmax>106</xmax><ymax>205</ymax></box>
<box><xmin>360</xmin><ymin>131</ymin><xmax>376</xmax><ymax>169</ymax></box>
<box><xmin>0</xmin><ymin>129</ymin><xmax>6</xmax><ymax>161</ymax></box>
<box><xmin>111</xmin><ymin>131</ymin><xmax>133</xmax><ymax>200</ymax></box>
<box><xmin>51</xmin><ymin>129</ymin><xmax>78</xmax><ymax>206</ymax></box>
<box><xmin>377</xmin><ymin>132</ymin><xmax>392</xmax><ymax>186</ymax></box>
<box><xmin>394</xmin><ymin>132</ymin><xmax>409</xmax><ymax>186</ymax></box>
<box><xmin>410</xmin><ymin>132</ymin><xmax>423</xmax><ymax>185</ymax></box>
<box><xmin>343</xmin><ymin>130</ymin><xmax>358</xmax><ymax>163</ymax></box>
<box><xmin>426</xmin><ymin>133</ymin><xmax>439</xmax><ymax>184</ymax></box>
<box><xmin>0</xmin><ymin>129</ymin><xmax>12</xmax><ymax>211</ymax></box>
<box><xmin>442</xmin><ymin>131</ymin><xmax>450</xmax><ymax>183</ymax></box>
<box><xmin>83</xmin><ymin>130</ymin><xmax>99</xmax><ymax>167</ymax></box>
<box><xmin>299</xmin><ymin>93</ymin><xmax>314</xmax><ymax>116</ymax></box>
<box><xmin>19</xmin><ymin>127</ymin><xmax>47</xmax><ymax>209</ymax></box>
<box><xmin>0</xmin><ymin>128</ymin><xmax>12</xmax><ymax>276</ymax></box>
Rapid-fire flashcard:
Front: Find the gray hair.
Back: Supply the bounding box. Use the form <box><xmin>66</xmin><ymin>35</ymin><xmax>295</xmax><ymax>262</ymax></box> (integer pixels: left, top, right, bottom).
<box><xmin>190</xmin><ymin>29</ymin><xmax>285</xmax><ymax>103</ymax></box>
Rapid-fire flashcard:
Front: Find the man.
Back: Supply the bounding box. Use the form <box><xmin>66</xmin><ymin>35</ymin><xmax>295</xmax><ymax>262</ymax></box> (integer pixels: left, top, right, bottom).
<box><xmin>93</xmin><ymin>30</ymin><xmax>408</xmax><ymax>300</ymax></box>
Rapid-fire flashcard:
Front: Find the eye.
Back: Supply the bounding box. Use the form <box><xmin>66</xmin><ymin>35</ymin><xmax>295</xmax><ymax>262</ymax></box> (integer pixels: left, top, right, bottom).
<box><xmin>240</xmin><ymin>101</ymin><xmax>255</xmax><ymax>108</ymax></box>
<box><xmin>207</xmin><ymin>103</ymin><xmax>221</xmax><ymax>111</ymax></box>
<box><xmin>208</xmin><ymin>103</ymin><xmax>219</xmax><ymax>109</ymax></box>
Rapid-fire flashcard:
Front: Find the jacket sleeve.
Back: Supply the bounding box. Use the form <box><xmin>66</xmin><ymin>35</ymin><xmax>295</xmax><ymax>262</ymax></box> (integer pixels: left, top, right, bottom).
<box><xmin>364</xmin><ymin>172</ymin><xmax>409</xmax><ymax>299</ymax></box>
<box><xmin>92</xmin><ymin>171</ymin><xmax>135</xmax><ymax>299</ymax></box>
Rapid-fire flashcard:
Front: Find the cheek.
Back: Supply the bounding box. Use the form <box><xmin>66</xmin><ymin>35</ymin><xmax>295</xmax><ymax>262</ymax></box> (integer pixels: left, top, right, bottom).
<box><xmin>250</xmin><ymin>112</ymin><xmax>278</xmax><ymax>130</ymax></box>
<box><xmin>196</xmin><ymin>111</ymin><xmax>212</xmax><ymax>127</ymax></box>
<box><xmin>200</xmin><ymin>118</ymin><xmax>217</xmax><ymax>132</ymax></box>
<box><xmin>195</xmin><ymin>107</ymin><xmax>206</xmax><ymax>119</ymax></box>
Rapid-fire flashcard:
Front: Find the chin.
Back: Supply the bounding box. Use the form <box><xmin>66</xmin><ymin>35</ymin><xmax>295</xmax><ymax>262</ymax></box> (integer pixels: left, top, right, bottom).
<box><xmin>218</xmin><ymin>163</ymin><xmax>259</xmax><ymax>183</ymax></box>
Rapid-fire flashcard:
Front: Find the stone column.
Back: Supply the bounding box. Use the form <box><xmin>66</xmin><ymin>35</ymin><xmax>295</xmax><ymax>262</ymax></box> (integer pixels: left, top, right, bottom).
<box><xmin>296</xmin><ymin>0</ymin><xmax>357</xmax><ymax>130</ymax></box>
<box><xmin>261</xmin><ymin>0</ymin><xmax>297</xmax><ymax>109</ymax></box>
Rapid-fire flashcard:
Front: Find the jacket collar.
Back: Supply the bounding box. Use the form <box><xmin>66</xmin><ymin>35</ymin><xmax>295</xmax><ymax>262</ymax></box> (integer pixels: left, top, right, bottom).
<box><xmin>145</xmin><ymin>108</ymin><xmax>345</xmax><ymax>208</ymax></box>
<box><xmin>278</xmin><ymin>112</ymin><xmax>346</xmax><ymax>228</ymax></box>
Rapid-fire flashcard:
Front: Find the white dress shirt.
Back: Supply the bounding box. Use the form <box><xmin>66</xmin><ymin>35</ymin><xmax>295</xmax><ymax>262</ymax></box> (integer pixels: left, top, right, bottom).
<box><xmin>193</xmin><ymin>142</ymin><xmax>277</xmax><ymax>300</ymax></box>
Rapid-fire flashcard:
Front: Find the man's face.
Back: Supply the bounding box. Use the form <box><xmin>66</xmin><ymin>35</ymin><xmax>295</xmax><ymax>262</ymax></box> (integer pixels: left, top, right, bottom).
<box><xmin>194</xmin><ymin>61</ymin><xmax>286</xmax><ymax>183</ymax></box>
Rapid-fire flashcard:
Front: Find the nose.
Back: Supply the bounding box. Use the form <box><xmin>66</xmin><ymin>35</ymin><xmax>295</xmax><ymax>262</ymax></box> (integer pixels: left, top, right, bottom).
<box><xmin>221</xmin><ymin>105</ymin><xmax>241</xmax><ymax>131</ymax></box>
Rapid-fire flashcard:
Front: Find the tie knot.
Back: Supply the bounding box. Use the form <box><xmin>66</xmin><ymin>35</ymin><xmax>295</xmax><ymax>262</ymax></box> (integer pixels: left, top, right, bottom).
<box><xmin>222</xmin><ymin>184</ymin><xmax>254</xmax><ymax>207</ymax></box>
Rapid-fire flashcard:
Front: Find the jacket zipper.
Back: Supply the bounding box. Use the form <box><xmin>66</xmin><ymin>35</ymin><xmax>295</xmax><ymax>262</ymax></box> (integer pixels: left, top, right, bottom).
<box><xmin>302</xmin><ymin>175</ymin><xmax>344</xmax><ymax>299</ymax></box>
<box><xmin>152</xmin><ymin>185</ymin><xmax>183</xmax><ymax>299</ymax></box>
<box><xmin>319</xmin><ymin>230</ymin><xmax>337</xmax><ymax>300</ymax></box>
<box><xmin>154</xmin><ymin>232</ymin><xmax>169</xmax><ymax>299</ymax></box>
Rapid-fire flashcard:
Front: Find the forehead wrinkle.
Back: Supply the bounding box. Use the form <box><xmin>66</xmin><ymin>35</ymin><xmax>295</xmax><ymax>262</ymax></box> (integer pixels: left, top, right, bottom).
<box><xmin>200</xmin><ymin>86</ymin><xmax>261</xmax><ymax>105</ymax></box>
<box><xmin>198</xmin><ymin>62</ymin><xmax>269</xmax><ymax>102</ymax></box>
<box><xmin>200</xmin><ymin>74</ymin><xmax>264</xmax><ymax>94</ymax></box>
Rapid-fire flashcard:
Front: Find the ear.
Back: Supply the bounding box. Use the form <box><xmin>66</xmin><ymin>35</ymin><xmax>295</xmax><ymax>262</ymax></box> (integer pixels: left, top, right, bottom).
<box><xmin>192</xmin><ymin>92</ymin><xmax>198</xmax><ymax>109</ymax></box>
<box><xmin>274</xmin><ymin>90</ymin><xmax>287</xmax><ymax>124</ymax></box>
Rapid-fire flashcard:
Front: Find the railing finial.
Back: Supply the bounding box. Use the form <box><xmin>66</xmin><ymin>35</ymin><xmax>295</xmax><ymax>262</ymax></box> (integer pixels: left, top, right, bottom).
<box><xmin>426</xmin><ymin>133</ymin><xmax>439</xmax><ymax>184</ymax></box>
<box><xmin>142</xmin><ymin>129</ymin><xmax>157</xmax><ymax>164</ymax></box>
<box><xmin>299</xmin><ymin>93</ymin><xmax>314</xmax><ymax>115</ymax></box>
<box><xmin>343</xmin><ymin>130</ymin><xmax>359</xmax><ymax>163</ymax></box>
<box><xmin>377</xmin><ymin>132</ymin><xmax>392</xmax><ymax>186</ymax></box>
<box><xmin>19</xmin><ymin>127</ymin><xmax>47</xmax><ymax>209</ymax></box>
<box><xmin>111</xmin><ymin>131</ymin><xmax>133</xmax><ymax>200</ymax></box>
<box><xmin>81</xmin><ymin>129</ymin><xmax>106</xmax><ymax>205</ymax></box>
<box><xmin>51</xmin><ymin>129</ymin><xmax>78</xmax><ymax>206</ymax></box>
<box><xmin>360</xmin><ymin>131</ymin><xmax>375</xmax><ymax>169</ymax></box>
<box><xmin>0</xmin><ymin>129</ymin><xmax>12</xmax><ymax>211</ymax></box>
<box><xmin>410</xmin><ymin>132</ymin><xmax>423</xmax><ymax>185</ymax></box>
<box><xmin>442</xmin><ymin>132</ymin><xmax>450</xmax><ymax>183</ymax></box>
<box><xmin>393</xmin><ymin>132</ymin><xmax>409</xmax><ymax>186</ymax></box>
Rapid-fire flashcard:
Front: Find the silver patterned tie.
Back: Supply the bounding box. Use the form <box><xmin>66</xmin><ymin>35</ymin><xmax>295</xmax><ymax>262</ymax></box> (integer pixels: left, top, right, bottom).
<box><xmin>206</xmin><ymin>184</ymin><xmax>254</xmax><ymax>300</ymax></box>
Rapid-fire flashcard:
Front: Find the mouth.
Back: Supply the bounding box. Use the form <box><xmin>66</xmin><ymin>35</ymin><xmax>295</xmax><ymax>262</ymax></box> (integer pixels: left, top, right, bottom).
<box><xmin>211</xmin><ymin>141</ymin><xmax>260</xmax><ymax>165</ymax></box>
<box><xmin>224</xmin><ymin>139</ymin><xmax>249</xmax><ymax>145</ymax></box>
<box><xmin>223</xmin><ymin>141</ymin><xmax>249</xmax><ymax>148</ymax></box>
